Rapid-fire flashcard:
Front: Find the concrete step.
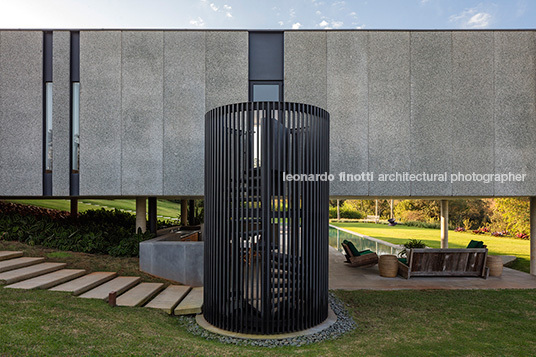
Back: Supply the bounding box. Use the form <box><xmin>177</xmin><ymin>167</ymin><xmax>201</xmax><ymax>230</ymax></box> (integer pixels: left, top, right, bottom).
<box><xmin>0</xmin><ymin>251</ymin><xmax>23</xmax><ymax>261</ymax></box>
<box><xmin>0</xmin><ymin>257</ymin><xmax>45</xmax><ymax>273</ymax></box>
<box><xmin>50</xmin><ymin>272</ymin><xmax>117</xmax><ymax>296</ymax></box>
<box><xmin>145</xmin><ymin>285</ymin><xmax>192</xmax><ymax>314</ymax></box>
<box><xmin>5</xmin><ymin>269</ymin><xmax>86</xmax><ymax>290</ymax></box>
<box><xmin>116</xmin><ymin>283</ymin><xmax>165</xmax><ymax>307</ymax></box>
<box><xmin>0</xmin><ymin>262</ymin><xmax>67</xmax><ymax>285</ymax></box>
<box><xmin>79</xmin><ymin>276</ymin><xmax>141</xmax><ymax>301</ymax></box>
<box><xmin>174</xmin><ymin>287</ymin><xmax>203</xmax><ymax>316</ymax></box>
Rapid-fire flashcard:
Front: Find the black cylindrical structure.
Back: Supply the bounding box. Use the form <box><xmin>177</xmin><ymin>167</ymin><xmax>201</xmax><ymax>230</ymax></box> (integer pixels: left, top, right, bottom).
<box><xmin>204</xmin><ymin>102</ymin><xmax>330</xmax><ymax>335</ymax></box>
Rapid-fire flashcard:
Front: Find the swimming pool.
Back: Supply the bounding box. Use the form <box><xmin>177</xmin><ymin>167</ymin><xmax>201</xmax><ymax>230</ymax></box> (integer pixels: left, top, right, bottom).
<box><xmin>329</xmin><ymin>225</ymin><xmax>403</xmax><ymax>256</ymax></box>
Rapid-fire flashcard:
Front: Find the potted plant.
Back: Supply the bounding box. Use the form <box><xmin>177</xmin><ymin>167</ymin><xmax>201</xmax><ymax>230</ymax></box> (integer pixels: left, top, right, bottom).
<box><xmin>398</xmin><ymin>239</ymin><xmax>426</xmax><ymax>264</ymax></box>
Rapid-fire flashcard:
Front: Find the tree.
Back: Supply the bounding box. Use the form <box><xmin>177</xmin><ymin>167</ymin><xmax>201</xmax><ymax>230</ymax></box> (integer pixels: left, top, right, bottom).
<box><xmin>494</xmin><ymin>198</ymin><xmax>529</xmax><ymax>235</ymax></box>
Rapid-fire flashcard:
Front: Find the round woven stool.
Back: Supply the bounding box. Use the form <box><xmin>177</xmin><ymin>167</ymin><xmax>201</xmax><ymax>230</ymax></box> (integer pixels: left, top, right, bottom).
<box><xmin>486</xmin><ymin>255</ymin><xmax>503</xmax><ymax>277</ymax></box>
<box><xmin>378</xmin><ymin>254</ymin><xmax>398</xmax><ymax>278</ymax></box>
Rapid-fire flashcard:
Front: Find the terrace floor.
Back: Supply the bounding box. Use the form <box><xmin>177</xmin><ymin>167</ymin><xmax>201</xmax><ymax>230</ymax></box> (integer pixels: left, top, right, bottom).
<box><xmin>328</xmin><ymin>246</ymin><xmax>536</xmax><ymax>290</ymax></box>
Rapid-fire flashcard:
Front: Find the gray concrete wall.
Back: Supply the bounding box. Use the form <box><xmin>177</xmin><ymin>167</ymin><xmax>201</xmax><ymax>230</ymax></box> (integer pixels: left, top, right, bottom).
<box><xmin>284</xmin><ymin>30</ymin><xmax>536</xmax><ymax>198</ymax></box>
<box><xmin>52</xmin><ymin>31</ymin><xmax>71</xmax><ymax>196</ymax></box>
<box><xmin>2</xmin><ymin>30</ymin><xmax>536</xmax><ymax>198</ymax></box>
<box><xmin>79</xmin><ymin>31</ymin><xmax>122</xmax><ymax>196</ymax></box>
<box><xmin>0</xmin><ymin>31</ymin><xmax>43</xmax><ymax>196</ymax></box>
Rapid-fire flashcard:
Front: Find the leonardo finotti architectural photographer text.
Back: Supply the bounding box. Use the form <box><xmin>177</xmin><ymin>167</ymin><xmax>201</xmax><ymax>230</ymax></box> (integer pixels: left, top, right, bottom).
<box><xmin>282</xmin><ymin>172</ymin><xmax>527</xmax><ymax>184</ymax></box>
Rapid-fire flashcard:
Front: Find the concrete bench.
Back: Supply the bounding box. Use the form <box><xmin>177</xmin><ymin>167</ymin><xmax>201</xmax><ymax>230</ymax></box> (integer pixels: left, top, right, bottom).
<box><xmin>364</xmin><ymin>215</ymin><xmax>380</xmax><ymax>223</ymax></box>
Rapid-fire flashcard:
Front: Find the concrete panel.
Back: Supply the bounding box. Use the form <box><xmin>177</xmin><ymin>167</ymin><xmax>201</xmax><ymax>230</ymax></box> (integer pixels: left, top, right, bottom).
<box><xmin>0</xmin><ymin>31</ymin><xmax>42</xmax><ymax>196</ymax></box>
<box><xmin>327</xmin><ymin>32</ymin><xmax>368</xmax><ymax>196</ymax></box>
<box><xmin>121</xmin><ymin>31</ymin><xmax>164</xmax><ymax>195</ymax></box>
<box><xmin>79</xmin><ymin>31</ymin><xmax>122</xmax><ymax>195</ymax></box>
<box><xmin>368</xmin><ymin>31</ymin><xmax>411</xmax><ymax>197</ymax></box>
<box><xmin>410</xmin><ymin>32</ymin><xmax>452</xmax><ymax>196</ymax></box>
<box><xmin>451</xmin><ymin>32</ymin><xmax>495</xmax><ymax>196</ymax></box>
<box><xmin>494</xmin><ymin>32</ymin><xmax>536</xmax><ymax>196</ymax></box>
<box><xmin>284</xmin><ymin>31</ymin><xmax>327</xmax><ymax>109</ymax></box>
<box><xmin>52</xmin><ymin>31</ymin><xmax>71</xmax><ymax>196</ymax></box>
<box><xmin>139</xmin><ymin>238</ymin><xmax>204</xmax><ymax>286</ymax></box>
<box><xmin>163</xmin><ymin>32</ymin><xmax>205</xmax><ymax>196</ymax></box>
<box><xmin>205</xmin><ymin>31</ymin><xmax>248</xmax><ymax>111</ymax></box>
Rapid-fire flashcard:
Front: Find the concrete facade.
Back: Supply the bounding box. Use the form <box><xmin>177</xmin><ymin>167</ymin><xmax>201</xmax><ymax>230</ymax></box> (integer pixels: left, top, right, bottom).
<box><xmin>0</xmin><ymin>30</ymin><xmax>536</xmax><ymax>198</ymax></box>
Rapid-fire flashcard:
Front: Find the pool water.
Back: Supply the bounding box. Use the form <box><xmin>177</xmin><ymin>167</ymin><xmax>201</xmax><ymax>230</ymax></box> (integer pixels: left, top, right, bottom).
<box><xmin>329</xmin><ymin>225</ymin><xmax>402</xmax><ymax>256</ymax></box>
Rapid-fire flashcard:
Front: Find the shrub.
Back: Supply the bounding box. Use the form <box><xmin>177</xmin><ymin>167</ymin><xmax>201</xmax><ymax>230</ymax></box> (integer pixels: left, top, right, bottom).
<box><xmin>454</xmin><ymin>227</ymin><xmax>466</xmax><ymax>232</ymax></box>
<box><xmin>398</xmin><ymin>239</ymin><xmax>427</xmax><ymax>258</ymax></box>
<box><xmin>329</xmin><ymin>206</ymin><xmax>364</xmax><ymax>220</ymax></box>
<box><xmin>0</xmin><ymin>204</ymin><xmax>153</xmax><ymax>257</ymax></box>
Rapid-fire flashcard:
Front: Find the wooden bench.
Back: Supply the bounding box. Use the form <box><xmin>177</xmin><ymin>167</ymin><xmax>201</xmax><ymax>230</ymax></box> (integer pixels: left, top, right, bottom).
<box><xmin>364</xmin><ymin>215</ymin><xmax>380</xmax><ymax>223</ymax></box>
<box><xmin>398</xmin><ymin>248</ymin><xmax>489</xmax><ymax>279</ymax></box>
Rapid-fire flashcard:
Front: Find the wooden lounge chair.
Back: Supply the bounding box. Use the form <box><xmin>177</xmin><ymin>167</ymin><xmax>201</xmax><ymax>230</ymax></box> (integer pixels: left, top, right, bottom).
<box><xmin>342</xmin><ymin>242</ymin><xmax>378</xmax><ymax>268</ymax></box>
<box><xmin>398</xmin><ymin>248</ymin><xmax>489</xmax><ymax>279</ymax></box>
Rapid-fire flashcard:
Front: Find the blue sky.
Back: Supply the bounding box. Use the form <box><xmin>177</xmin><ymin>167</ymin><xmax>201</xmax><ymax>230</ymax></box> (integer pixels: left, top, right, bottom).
<box><xmin>0</xmin><ymin>0</ymin><xmax>534</xmax><ymax>29</ymax></box>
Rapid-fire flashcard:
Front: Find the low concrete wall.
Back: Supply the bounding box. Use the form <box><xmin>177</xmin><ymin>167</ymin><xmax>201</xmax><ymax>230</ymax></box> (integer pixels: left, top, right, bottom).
<box><xmin>139</xmin><ymin>237</ymin><xmax>203</xmax><ymax>287</ymax></box>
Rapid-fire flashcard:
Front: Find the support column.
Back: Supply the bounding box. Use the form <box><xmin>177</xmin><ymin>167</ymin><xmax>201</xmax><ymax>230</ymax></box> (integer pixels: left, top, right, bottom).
<box><xmin>148</xmin><ymin>197</ymin><xmax>157</xmax><ymax>234</ymax></box>
<box><xmin>189</xmin><ymin>200</ymin><xmax>195</xmax><ymax>226</ymax></box>
<box><xmin>70</xmin><ymin>198</ymin><xmax>78</xmax><ymax>217</ymax></box>
<box><xmin>440</xmin><ymin>200</ymin><xmax>448</xmax><ymax>249</ymax></box>
<box><xmin>390</xmin><ymin>199</ymin><xmax>394</xmax><ymax>219</ymax></box>
<box><xmin>530</xmin><ymin>197</ymin><xmax>536</xmax><ymax>275</ymax></box>
<box><xmin>181</xmin><ymin>199</ymin><xmax>188</xmax><ymax>226</ymax></box>
<box><xmin>336</xmin><ymin>199</ymin><xmax>340</xmax><ymax>221</ymax></box>
<box><xmin>135</xmin><ymin>197</ymin><xmax>147</xmax><ymax>233</ymax></box>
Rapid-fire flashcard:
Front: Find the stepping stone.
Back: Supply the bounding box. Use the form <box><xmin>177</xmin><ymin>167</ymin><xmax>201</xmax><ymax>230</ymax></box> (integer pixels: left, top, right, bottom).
<box><xmin>145</xmin><ymin>285</ymin><xmax>191</xmax><ymax>314</ymax></box>
<box><xmin>0</xmin><ymin>251</ymin><xmax>23</xmax><ymax>261</ymax></box>
<box><xmin>174</xmin><ymin>287</ymin><xmax>203</xmax><ymax>316</ymax></box>
<box><xmin>0</xmin><ymin>262</ymin><xmax>66</xmax><ymax>285</ymax></box>
<box><xmin>116</xmin><ymin>283</ymin><xmax>165</xmax><ymax>307</ymax></box>
<box><xmin>79</xmin><ymin>276</ymin><xmax>141</xmax><ymax>301</ymax></box>
<box><xmin>0</xmin><ymin>257</ymin><xmax>45</xmax><ymax>273</ymax></box>
<box><xmin>5</xmin><ymin>269</ymin><xmax>86</xmax><ymax>290</ymax></box>
<box><xmin>50</xmin><ymin>272</ymin><xmax>117</xmax><ymax>295</ymax></box>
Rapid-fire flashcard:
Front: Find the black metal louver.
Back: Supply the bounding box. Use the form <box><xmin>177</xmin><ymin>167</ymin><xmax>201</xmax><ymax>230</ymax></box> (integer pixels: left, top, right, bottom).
<box><xmin>204</xmin><ymin>101</ymin><xmax>330</xmax><ymax>334</ymax></box>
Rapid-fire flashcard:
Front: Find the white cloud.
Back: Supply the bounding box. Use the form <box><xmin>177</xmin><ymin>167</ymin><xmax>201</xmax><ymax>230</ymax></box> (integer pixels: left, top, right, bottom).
<box><xmin>278</xmin><ymin>21</ymin><xmax>284</xmax><ymax>26</ymax></box>
<box><xmin>349</xmin><ymin>11</ymin><xmax>356</xmax><ymax>16</ymax></box>
<box><xmin>316</xmin><ymin>10</ymin><xmax>322</xmax><ymax>15</ymax></box>
<box><xmin>292</xmin><ymin>22</ymin><xmax>302</xmax><ymax>29</ymax></box>
<box><xmin>223</xmin><ymin>4</ymin><xmax>231</xmax><ymax>10</ymax></box>
<box><xmin>225</xmin><ymin>12</ymin><xmax>232</xmax><ymax>18</ymax></box>
<box><xmin>319</xmin><ymin>20</ymin><xmax>329</xmax><ymax>27</ymax></box>
<box><xmin>189</xmin><ymin>17</ymin><xmax>205</xmax><ymax>27</ymax></box>
<box><xmin>332</xmin><ymin>1</ymin><xmax>346</xmax><ymax>6</ymax></box>
<box><xmin>449</xmin><ymin>7</ymin><xmax>492</xmax><ymax>28</ymax></box>
<box><xmin>290</xmin><ymin>8</ymin><xmax>296</xmax><ymax>18</ymax></box>
<box><xmin>420</xmin><ymin>0</ymin><xmax>430</xmax><ymax>4</ymax></box>
<box><xmin>331</xmin><ymin>20</ymin><xmax>343</xmax><ymax>28</ymax></box>
<box><xmin>209</xmin><ymin>3</ymin><xmax>218</xmax><ymax>11</ymax></box>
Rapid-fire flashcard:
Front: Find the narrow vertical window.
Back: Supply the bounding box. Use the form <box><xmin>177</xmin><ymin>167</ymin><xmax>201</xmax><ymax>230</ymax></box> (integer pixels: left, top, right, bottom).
<box><xmin>43</xmin><ymin>31</ymin><xmax>53</xmax><ymax>196</ymax></box>
<box><xmin>71</xmin><ymin>82</ymin><xmax>80</xmax><ymax>173</ymax></box>
<box><xmin>45</xmin><ymin>82</ymin><xmax>53</xmax><ymax>172</ymax></box>
<box><xmin>70</xmin><ymin>31</ymin><xmax>80</xmax><ymax>196</ymax></box>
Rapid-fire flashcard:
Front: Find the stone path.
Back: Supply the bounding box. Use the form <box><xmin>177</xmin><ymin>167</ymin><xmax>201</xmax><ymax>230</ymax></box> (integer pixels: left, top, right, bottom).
<box><xmin>0</xmin><ymin>251</ymin><xmax>203</xmax><ymax>316</ymax></box>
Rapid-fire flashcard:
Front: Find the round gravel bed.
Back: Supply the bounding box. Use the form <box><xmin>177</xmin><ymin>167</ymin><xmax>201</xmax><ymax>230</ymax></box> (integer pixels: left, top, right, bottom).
<box><xmin>177</xmin><ymin>292</ymin><xmax>356</xmax><ymax>348</ymax></box>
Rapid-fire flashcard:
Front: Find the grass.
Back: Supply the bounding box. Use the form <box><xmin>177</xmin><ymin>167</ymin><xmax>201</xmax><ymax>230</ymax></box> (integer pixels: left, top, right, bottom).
<box><xmin>7</xmin><ymin>199</ymin><xmax>182</xmax><ymax>220</ymax></box>
<box><xmin>1</xmin><ymin>241</ymin><xmax>536</xmax><ymax>355</ymax></box>
<box><xmin>331</xmin><ymin>222</ymin><xmax>531</xmax><ymax>273</ymax></box>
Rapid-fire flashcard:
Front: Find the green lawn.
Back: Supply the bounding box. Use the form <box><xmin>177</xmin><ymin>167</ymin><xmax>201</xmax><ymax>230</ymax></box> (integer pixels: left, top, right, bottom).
<box><xmin>1</xmin><ymin>242</ymin><xmax>535</xmax><ymax>355</ymax></box>
<box><xmin>1</xmin><ymin>285</ymin><xmax>535</xmax><ymax>355</ymax></box>
<box><xmin>7</xmin><ymin>199</ymin><xmax>182</xmax><ymax>220</ymax></box>
<box><xmin>331</xmin><ymin>222</ymin><xmax>531</xmax><ymax>272</ymax></box>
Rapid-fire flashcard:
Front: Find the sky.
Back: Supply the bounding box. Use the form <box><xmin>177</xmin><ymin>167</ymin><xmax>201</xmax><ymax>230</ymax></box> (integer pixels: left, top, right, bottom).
<box><xmin>0</xmin><ymin>0</ymin><xmax>535</xmax><ymax>30</ymax></box>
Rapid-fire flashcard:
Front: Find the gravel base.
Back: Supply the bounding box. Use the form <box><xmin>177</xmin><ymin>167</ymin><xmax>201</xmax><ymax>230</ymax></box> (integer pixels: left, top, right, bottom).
<box><xmin>176</xmin><ymin>292</ymin><xmax>356</xmax><ymax>348</ymax></box>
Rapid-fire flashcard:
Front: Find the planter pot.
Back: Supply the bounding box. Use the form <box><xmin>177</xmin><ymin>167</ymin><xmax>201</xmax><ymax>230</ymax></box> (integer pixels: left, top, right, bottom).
<box><xmin>378</xmin><ymin>254</ymin><xmax>398</xmax><ymax>278</ymax></box>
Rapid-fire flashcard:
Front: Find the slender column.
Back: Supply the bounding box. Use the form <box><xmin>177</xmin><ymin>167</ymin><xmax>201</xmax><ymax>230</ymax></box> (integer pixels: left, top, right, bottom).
<box><xmin>440</xmin><ymin>200</ymin><xmax>448</xmax><ymax>248</ymax></box>
<box><xmin>70</xmin><ymin>198</ymin><xmax>78</xmax><ymax>217</ymax></box>
<box><xmin>336</xmin><ymin>199</ymin><xmax>340</xmax><ymax>221</ymax></box>
<box><xmin>390</xmin><ymin>199</ymin><xmax>394</xmax><ymax>219</ymax></box>
<box><xmin>181</xmin><ymin>199</ymin><xmax>188</xmax><ymax>226</ymax></box>
<box><xmin>148</xmin><ymin>197</ymin><xmax>157</xmax><ymax>234</ymax></box>
<box><xmin>530</xmin><ymin>197</ymin><xmax>536</xmax><ymax>275</ymax></box>
<box><xmin>189</xmin><ymin>200</ymin><xmax>195</xmax><ymax>225</ymax></box>
<box><xmin>135</xmin><ymin>197</ymin><xmax>147</xmax><ymax>233</ymax></box>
